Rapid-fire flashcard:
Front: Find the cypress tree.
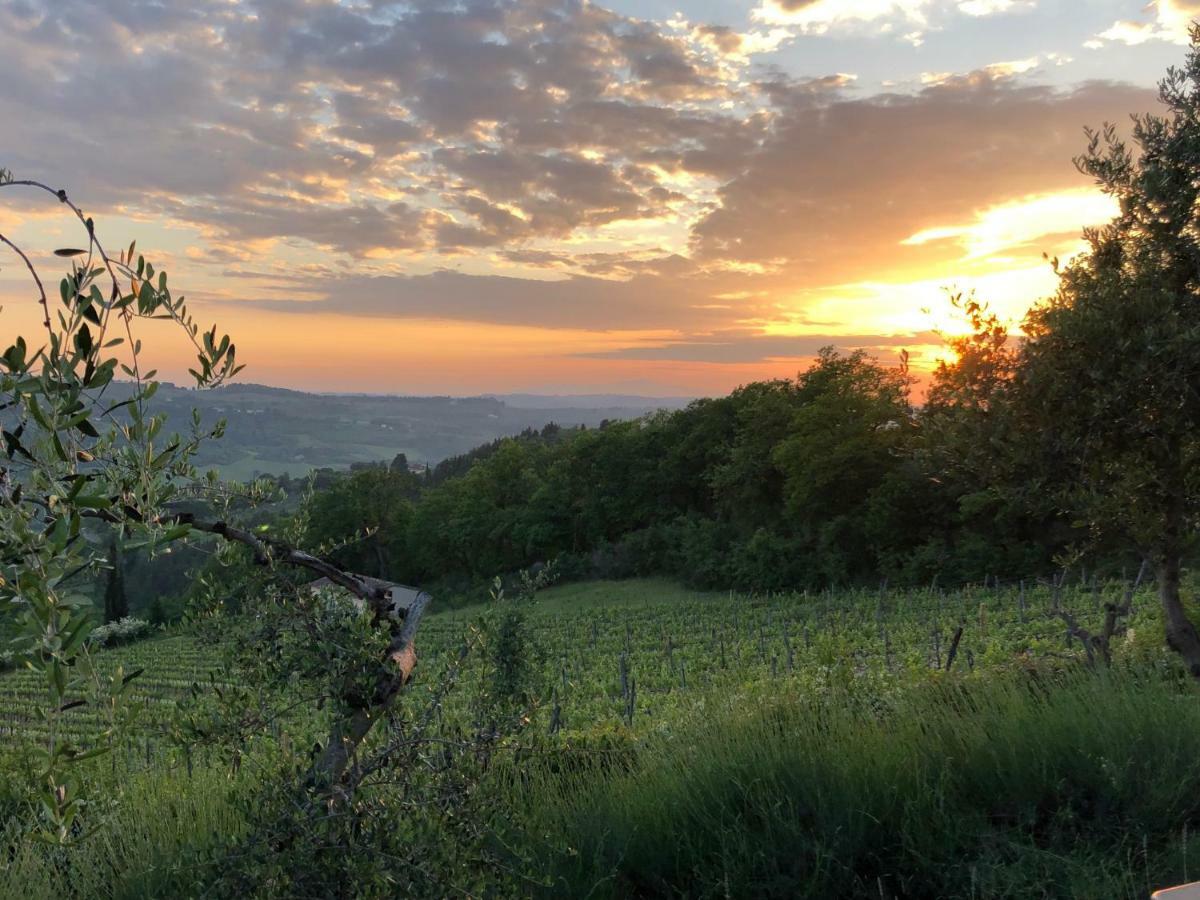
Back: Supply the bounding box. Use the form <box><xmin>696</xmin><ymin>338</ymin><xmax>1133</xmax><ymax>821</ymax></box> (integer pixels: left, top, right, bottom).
<box><xmin>102</xmin><ymin>536</ymin><xmax>129</xmax><ymax>623</ymax></box>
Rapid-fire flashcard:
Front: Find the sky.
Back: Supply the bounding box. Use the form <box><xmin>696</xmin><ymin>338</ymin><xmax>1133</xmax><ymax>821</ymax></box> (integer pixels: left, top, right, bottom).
<box><xmin>0</xmin><ymin>0</ymin><xmax>1189</xmax><ymax>396</ymax></box>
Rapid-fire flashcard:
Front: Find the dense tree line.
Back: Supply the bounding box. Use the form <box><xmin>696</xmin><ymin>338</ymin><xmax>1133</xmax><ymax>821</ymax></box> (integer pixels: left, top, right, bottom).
<box><xmin>298</xmin><ymin>344</ymin><xmax>1075</xmax><ymax>598</ymax></box>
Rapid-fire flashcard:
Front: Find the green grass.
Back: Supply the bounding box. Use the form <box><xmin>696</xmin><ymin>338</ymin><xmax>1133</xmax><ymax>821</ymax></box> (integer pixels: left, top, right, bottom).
<box><xmin>1</xmin><ymin>763</ymin><xmax>248</xmax><ymax>900</ymax></box>
<box><xmin>2</xmin><ymin>577</ymin><xmax>1198</xmax><ymax>897</ymax></box>
<box><xmin>435</xmin><ymin>577</ymin><xmax>716</xmax><ymax>619</ymax></box>
<box><xmin>518</xmin><ymin>667</ymin><xmax>1200</xmax><ymax>898</ymax></box>
<box><xmin>527</xmin><ymin>577</ymin><xmax>722</xmax><ymax>613</ymax></box>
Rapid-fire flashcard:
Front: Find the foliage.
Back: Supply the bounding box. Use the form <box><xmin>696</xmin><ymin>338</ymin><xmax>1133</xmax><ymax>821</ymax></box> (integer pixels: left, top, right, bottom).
<box><xmin>274</xmin><ymin>32</ymin><xmax>1200</xmax><ymax>687</ymax></box>
<box><xmin>88</xmin><ymin>616</ymin><xmax>151</xmax><ymax>648</ymax></box>
<box><xmin>0</xmin><ymin>174</ymin><xmax>240</xmax><ymax>842</ymax></box>
<box><xmin>101</xmin><ymin>535</ymin><xmax>128</xmax><ymax>624</ymax></box>
<box><xmin>1</xmin><ymin>578</ymin><xmax>1196</xmax><ymax>897</ymax></box>
<box><xmin>7</xmin><ymin>27</ymin><xmax>1200</xmax><ymax>900</ymax></box>
<box><xmin>1007</xmin><ymin>29</ymin><xmax>1200</xmax><ymax>676</ymax></box>
<box><xmin>302</xmin><ymin>463</ymin><xmax>418</xmax><ymax>579</ymax></box>
<box><xmin>476</xmin><ymin>562</ymin><xmax>558</xmax><ymax>716</ymax></box>
<box><xmin>302</xmin><ymin>345</ymin><xmax>1060</xmax><ymax>599</ymax></box>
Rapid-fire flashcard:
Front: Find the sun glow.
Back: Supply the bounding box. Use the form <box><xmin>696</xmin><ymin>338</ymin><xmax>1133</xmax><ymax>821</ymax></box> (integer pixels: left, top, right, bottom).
<box><xmin>901</xmin><ymin>189</ymin><xmax>1117</xmax><ymax>260</ymax></box>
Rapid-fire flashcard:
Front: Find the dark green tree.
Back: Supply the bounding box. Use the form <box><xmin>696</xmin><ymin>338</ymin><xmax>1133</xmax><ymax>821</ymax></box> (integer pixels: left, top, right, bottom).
<box><xmin>918</xmin><ymin>295</ymin><xmax>1068</xmax><ymax>580</ymax></box>
<box><xmin>774</xmin><ymin>348</ymin><xmax>913</xmax><ymax>583</ymax></box>
<box><xmin>102</xmin><ymin>536</ymin><xmax>129</xmax><ymax>624</ymax></box>
<box><xmin>1014</xmin><ymin>30</ymin><xmax>1200</xmax><ymax>677</ymax></box>
<box><xmin>304</xmin><ymin>465</ymin><xmax>417</xmax><ymax>578</ymax></box>
<box><xmin>708</xmin><ymin>380</ymin><xmax>802</xmax><ymax>529</ymax></box>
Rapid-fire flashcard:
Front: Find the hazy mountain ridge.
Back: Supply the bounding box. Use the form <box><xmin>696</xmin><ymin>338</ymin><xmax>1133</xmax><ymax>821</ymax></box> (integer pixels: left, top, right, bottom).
<box><xmin>485</xmin><ymin>393</ymin><xmax>693</xmax><ymax>410</ymax></box>
<box><xmin>134</xmin><ymin>382</ymin><xmax>686</xmax><ymax>480</ymax></box>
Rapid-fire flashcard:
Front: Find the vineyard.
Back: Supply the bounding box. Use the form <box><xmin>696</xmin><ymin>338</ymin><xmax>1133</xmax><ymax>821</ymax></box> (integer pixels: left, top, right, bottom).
<box><xmin>0</xmin><ymin>636</ymin><xmax>221</xmax><ymax>750</ymax></box>
<box><xmin>416</xmin><ymin>574</ymin><xmax>1172</xmax><ymax>735</ymax></box>
<box><xmin>2</xmin><ymin>576</ymin><xmax>1196</xmax><ymax>899</ymax></box>
<box><xmin>2</xmin><ymin>574</ymin><xmax>1169</xmax><ymax>753</ymax></box>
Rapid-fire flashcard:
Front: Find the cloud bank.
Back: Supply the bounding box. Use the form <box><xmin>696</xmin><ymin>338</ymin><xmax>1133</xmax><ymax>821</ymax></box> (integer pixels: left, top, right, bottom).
<box><xmin>0</xmin><ymin>0</ymin><xmax>1161</xmax><ymax>375</ymax></box>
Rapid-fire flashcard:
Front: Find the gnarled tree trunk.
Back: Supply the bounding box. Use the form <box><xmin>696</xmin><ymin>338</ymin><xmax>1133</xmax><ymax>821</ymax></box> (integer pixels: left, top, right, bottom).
<box><xmin>1153</xmin><ymin>489</ymin><xmax>1200</xmax><ymax>680</ymax></box>
<box><xmin>164</xmin><ymin>512</ymin><xmax>434</xmax><ymax>791</ymax></box>
<box><xmin>1158</xmin><ymin>551</ymin><xmax>1200</xmax><ymax>679</ymax></box>
<box><xmin>310</xmin><ymin>589</ymin><xmax>430</xmax><ymax>789</ymax></box>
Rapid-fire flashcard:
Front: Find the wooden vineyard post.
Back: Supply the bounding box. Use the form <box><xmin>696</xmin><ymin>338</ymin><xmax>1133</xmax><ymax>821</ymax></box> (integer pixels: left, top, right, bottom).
<box><xmin>945</xmin><ymin>625</ymin><xmax>965</xmax><ymax>672</ymax></box>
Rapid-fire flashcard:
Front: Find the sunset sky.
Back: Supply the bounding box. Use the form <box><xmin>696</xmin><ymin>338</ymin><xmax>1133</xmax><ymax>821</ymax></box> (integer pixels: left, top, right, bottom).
<box><xmin>0</xmin><ymin>0</ymin><xmax>1187</xmax><ymax>396</ymax></box>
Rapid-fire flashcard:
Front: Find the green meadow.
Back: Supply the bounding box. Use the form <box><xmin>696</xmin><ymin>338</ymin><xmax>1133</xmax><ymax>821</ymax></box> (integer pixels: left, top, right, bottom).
<box><xmin>4</xmin><ymin>579</ymin><xmax>1198</xmax><ymax>898</ymax></box>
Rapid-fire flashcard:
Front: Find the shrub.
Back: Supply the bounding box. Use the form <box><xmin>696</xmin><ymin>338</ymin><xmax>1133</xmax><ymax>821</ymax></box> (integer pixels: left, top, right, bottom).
<box><xmin>728</xmin><ymin>529</ymin><xmax>811</xmax><ymax>593</ymax></box>
<box><xmin>88</xmin><ymin>617</ymin><xmax>152</xmax><ymax>648</ymax></box>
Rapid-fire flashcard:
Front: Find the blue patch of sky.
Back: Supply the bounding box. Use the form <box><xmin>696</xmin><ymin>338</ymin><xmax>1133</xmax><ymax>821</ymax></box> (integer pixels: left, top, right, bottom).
<box><xmin>604</xmin><ymin>0</ymin><xmax>1167</xmax><ymax>94</ymax></box>
<box><xmin>603</xmin><ymin>0</ymin><xmax>756</xmax><ymax>28</ymax></box>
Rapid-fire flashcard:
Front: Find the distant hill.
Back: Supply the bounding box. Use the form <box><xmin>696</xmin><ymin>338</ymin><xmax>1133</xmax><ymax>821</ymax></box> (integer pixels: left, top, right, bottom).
<box><xmin>487</xmin><ymin>393</ymin><xmax>693</xmax><ymax>410</ymax></box>
<box><xmin>128</xmin><ymin>382</ymin><xmax>688</xmax><ymax>481</ymax></box>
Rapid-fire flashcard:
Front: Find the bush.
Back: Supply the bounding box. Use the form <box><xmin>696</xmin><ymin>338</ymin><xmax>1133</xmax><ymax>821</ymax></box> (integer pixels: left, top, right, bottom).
<box><xmin>88</xmin><ymin>616</ymin><xmax>152</xmax><ymax>648</ymax></box>
<box><xmin>670</xmin><ymin>516</ymin><xmax>734</xmax><ymax>589</ymax></box>
<box><xmin>728</xmin><ymin>529</ymin><xmax>811</xmax><ymax>593</ymax></box>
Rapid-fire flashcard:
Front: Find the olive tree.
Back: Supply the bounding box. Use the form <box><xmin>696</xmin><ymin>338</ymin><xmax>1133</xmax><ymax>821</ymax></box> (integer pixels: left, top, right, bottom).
<box><xmin>1013</xmin><ymin>31</ymin><xmax>1200</xmax><ymax>677</ymax></box>
<box><xmin>0</xmin><ymin>172</ymin><xmax>428</xmax><ymax>842</ymax></box>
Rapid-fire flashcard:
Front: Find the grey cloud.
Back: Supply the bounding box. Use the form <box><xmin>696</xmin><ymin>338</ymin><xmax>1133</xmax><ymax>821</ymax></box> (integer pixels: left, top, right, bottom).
<box><xmin>695</xmin><ymin>25</ymin><xmax>745</xmax><ymax>56</ymax></box>
<box><xmin>0</xmin><ymin>0</ymin><xmax>747</xmax><ymax>256</ymax></box>
<box><xmin>434</xmin><ymin>147</ymin><xmax>656</xmax><ymax>239</ymax></box>
<box><xmin>497</xmin><ymin>247</ymin><xmax>688</xmax><ymax>278</ymax></box>
<box><xmin>577</xmin><ymin>329</ymin><xmax>939</xmax><ymax>363</ymax></box>
<box><xmin>0</xmin><ymin>0</ymin><xmax>1166</xmax><ymax>344</ymax></box>
<box><xmin>615</xmin><ymin>21</ymin><xmax>716</xmax><ymax>98</ymax></box>
<box><xmin>692</xmin><ymin>74</ymin><xmax>1157</xmax><ymax>284</ymax></box>
<box><xmin>503</xmin><ymin>100</ymin><xmax>768</xmax><ymax>179</ymax></box>
<box><xmin>239</xmin><ymin>268</ymin><xmax>762</xmax><ymax>331</ymax></box>
<box><xmin>331</xmin><ymin>92</ymin><xmax>426</xmax><ymax>153</ymax></box>
<box><xmin>433</xmin><ymin>195</ymin><xmax>531</xmax><ymax>248</ymax></box>
<box><xmin>166</xmin><ymin>194</ymin><xmax>426</xmax><ymax>257</ymax></box>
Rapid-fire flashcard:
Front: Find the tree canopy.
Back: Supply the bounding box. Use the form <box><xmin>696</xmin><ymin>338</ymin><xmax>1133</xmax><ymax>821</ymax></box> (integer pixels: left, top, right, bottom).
<box><xmin>1011</xmin><ymin>31</ymin><xmax>1200</xmax><ymax>675</ymax></box>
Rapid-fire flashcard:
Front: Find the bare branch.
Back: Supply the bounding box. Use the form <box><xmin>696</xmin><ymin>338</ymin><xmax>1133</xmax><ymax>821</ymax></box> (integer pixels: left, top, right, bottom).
<box><xmin>0</xmin><ymin>231</ymin><xmax>52</xmax><ymax>334</ymax></box>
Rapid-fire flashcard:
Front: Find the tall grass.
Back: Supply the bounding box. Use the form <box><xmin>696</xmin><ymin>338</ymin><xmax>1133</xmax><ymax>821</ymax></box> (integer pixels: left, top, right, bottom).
<box><xmin>519</xmin><ymin>667</ymin><xmax>1200</xmax><ymax>898</ymax></box>
<box><xmin>1</xmin><ymin>763</ymin><xmax>246</xmax><ymax>900</ymax></box>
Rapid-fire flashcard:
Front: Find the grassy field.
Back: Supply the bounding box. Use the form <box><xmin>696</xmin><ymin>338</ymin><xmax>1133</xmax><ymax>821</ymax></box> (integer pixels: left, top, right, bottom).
<box><xmin>522</xmin><ymin>665</ymin><xmax>1200</xmax><ymax>898</ymax></box>
<box><xmin>2</xmin><ymin>577</ymin><xmax>1197</xmax><ymax>897</ymax></box>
